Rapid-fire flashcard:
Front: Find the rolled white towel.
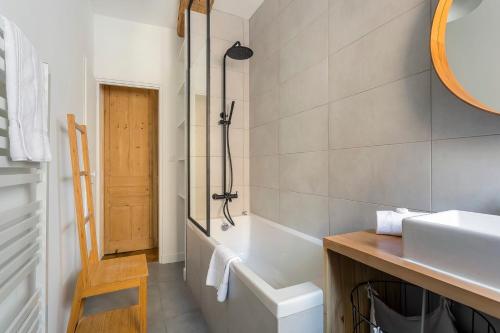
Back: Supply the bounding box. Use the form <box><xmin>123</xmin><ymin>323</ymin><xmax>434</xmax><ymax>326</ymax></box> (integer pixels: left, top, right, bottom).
<box><xmin>376</xmin><ymin>208</ymin><xmax>425</xmax><ymax>236</ymax></box>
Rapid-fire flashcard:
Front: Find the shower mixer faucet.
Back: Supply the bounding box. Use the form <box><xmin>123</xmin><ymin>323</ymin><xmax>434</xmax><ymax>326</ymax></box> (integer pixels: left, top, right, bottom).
<box><xmin>212</xmin><ymin>192</ymin><xmax>238</xmax><ymax>200</ymax></box>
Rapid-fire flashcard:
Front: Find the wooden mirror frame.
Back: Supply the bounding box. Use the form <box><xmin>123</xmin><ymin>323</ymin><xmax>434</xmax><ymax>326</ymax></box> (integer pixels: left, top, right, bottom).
<box><xmin>431</xmin><ymin>0</ymin><xmax>497</xmax><ymax>114</ymax></box>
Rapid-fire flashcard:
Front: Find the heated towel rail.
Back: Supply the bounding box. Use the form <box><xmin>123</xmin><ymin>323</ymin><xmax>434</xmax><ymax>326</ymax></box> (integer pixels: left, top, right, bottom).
<box><xmin>0</xmin><ymin>28</ymin><xmax>47</xmax><ymax>333</ymax></box>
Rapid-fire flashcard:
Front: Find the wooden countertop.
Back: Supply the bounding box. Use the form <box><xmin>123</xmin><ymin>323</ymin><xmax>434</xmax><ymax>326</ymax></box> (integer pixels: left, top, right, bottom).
<box><xmin>323</xmin><ymin>230</ymin><xmax>500</xmax><ymax>319</ymax></box>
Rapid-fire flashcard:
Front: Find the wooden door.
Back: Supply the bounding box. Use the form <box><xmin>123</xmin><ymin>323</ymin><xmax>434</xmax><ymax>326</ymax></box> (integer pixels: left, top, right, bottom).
<box><xmin>103</xmin><ymin>85</ymin><xmax>158</xmax><ymax>254</ymax></box>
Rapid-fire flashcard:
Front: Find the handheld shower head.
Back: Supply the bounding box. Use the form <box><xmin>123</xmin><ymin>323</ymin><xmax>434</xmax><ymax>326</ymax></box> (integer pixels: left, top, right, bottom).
<box><xmin>228</xmin><ymin>101</ymin><xmax>235</xmax><ymax>123</ymax></box>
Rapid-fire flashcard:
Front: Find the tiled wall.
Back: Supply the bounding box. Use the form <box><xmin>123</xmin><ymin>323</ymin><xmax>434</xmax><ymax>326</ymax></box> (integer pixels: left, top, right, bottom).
<box><xmin>249</xmin><ymin>0</ymin><xmax>500</xmax><ymax>238</ymax></box>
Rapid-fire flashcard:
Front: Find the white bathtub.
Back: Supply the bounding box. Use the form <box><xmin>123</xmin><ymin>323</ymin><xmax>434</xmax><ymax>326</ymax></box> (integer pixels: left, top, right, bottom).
<box><xmin>186</xmin><ymin>214</ymin><xmax>323</xmax><ymax>333</ymax></box>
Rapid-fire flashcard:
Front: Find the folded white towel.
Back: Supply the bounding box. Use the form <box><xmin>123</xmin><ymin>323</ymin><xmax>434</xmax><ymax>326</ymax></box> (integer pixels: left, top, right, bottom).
<box><xmin>206</xmin><ymin>244</ymin><xmax>241</xmax><ymax>302</ymax></box>
<box><xmin>376</xmin><ymin>208</ymin><xmax>425</xmax><ymax>236</ymax></box>
<box><xmin>2</xmin><ymin>16</ymin><xmax>51</xmax><ymax>162</ymax></box>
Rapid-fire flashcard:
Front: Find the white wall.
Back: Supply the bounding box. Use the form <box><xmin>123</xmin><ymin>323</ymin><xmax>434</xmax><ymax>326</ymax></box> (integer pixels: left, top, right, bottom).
<box><xmin>0</xmin><ymin>0</ymin><xmax>96</xmax><ymax>332</ymax></box>
<box><xmin>94</xmin><ymin>14</ymin><xmax>164</xmax><ymax>85</ymax></box>
<box><xmin>92</xmin><ymin>0</ymin><xmax>179</xmax><ymax>29</ymax></box>
<box><xmin>93</xmin><ymin>14</ymin><xmax>185</xmax><ymax>263</ymax></box>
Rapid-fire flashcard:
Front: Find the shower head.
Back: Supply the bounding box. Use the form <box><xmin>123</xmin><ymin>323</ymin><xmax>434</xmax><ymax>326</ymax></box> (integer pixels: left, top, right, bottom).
<box><xmin>225</xmin><ymin>42</ymin><xmax>254</xmax><ymax>60</ymax></box>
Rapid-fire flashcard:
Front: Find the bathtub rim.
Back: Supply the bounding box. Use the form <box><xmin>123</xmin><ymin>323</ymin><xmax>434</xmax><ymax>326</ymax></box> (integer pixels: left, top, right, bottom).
<box><xmin>210</xmin><ymin>214</ymin><xmax>324</xmax><ymax>247</ymax></box>
<box><xmin>187</xmin><ymin>215</ymin><xmax>324</xmax><ymax>318</ymax></box>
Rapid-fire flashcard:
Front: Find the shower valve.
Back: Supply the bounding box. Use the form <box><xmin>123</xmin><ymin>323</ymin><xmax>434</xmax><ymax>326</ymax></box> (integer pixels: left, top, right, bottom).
<box><xmin>212</xmin><ymin>192</ymin><xmax>238</xmax><ymax>201</ymax></box>
<box><xmin>219</xmin><ymin>119</ymin><xmax>231</xmax><ymax>125</ymax></box>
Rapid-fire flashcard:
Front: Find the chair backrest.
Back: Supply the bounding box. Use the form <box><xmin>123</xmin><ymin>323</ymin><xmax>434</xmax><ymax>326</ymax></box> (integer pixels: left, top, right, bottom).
<box><xmin>67</xmin><ymin>114</ymin><xmax>99</xmax><ymax>285</ymax></box>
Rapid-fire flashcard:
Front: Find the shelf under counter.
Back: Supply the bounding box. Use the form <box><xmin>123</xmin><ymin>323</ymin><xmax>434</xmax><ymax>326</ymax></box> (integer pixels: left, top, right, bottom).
<box><xmin>323</xmin><ymin>230</ymin><xmax>500</xmax><ymax>333</ymax></box>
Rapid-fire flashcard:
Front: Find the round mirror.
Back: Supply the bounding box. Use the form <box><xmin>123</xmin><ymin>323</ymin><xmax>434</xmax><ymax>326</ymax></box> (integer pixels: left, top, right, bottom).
<box><xmin>447</xmin><ymin>0</ymin><xmax>483</xmax><ymax>22</ymax></box>
<box><xmin>431</xmin><ymin>0</ymin><xmax>500</xmax><ymax>114</ymax></box>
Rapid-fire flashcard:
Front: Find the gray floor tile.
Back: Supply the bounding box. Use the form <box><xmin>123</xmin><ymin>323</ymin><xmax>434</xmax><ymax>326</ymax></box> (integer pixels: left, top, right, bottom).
<box><xmin>83</xmin><ymin>262</ymin><xmax>208</xmax><ymax>333</ymax></box>
<box><xmin>149</xmin><ymin>262</ymin><xmax>185</xmax><ymax>285</ymax></box>
<box><xmin>159</xmin><ymin>281</ymin><xmax>199</xmax><ymax>319</ymax></box>
<box><xmin>84</xmin><ymin>289</ymin><xmax>136</xmax><ymax>315</ymax></box>
<box><xmin>165</xmin><ymin>311</ymin><xmax>209</xmax><ymax>333</ymax></box>
<box><xmin>149</xmin><ymin>319</ymin><xmax>168</xmax><ymax>333</ymax></box>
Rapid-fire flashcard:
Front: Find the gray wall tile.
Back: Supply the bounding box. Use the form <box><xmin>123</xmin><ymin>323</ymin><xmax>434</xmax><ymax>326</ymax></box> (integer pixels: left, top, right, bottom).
<box><xmin>280</xmin><ymin>105</ymin><xmax>329</xmax><ymax>154</ymax></box>
<box><xmin>211</xmin><ymin>11</ymin><xmax>244</xmax><ymax>42</ymax></box>
<box><xmin>250</xmin><ymin>0</ymin><xmax>279</xmax><ymax>37</ymax></box>
<box><xmin>329</xmin><ymin>0</ymin><xmax>425</xmax><ymax>54</ymax></box>
<box><xmin>280</xmin><ymin>0</ymin><xmax>328</xmax><ymax>46</ymax></box>
<box><xmin>329</xmin><ymin>2</ymin><xmax>430</xmax><ymax>101</ymax></box>
<box><xmin>279</xmin><ymin>13</ymin><xmax>328</xmax><ymax>83</ymax></box>
<box><xmin>193</xmin><ymin>157</ymin><xmax>244</xmax><ymax>190</ymax></box>
<box><xmin>431</xmin><ymin>71</ymin><xmax>500</xmax><ymax>140</ymax></box>
<box><xmin>250</xmin><ymin>51</ymin><xmax>279</xmax><ymax>98</ymax></box>
<box><xmin>330</xmin><ymin>142</ymin><xmax>431</xmax><ymax>210</ymax></box>
<box><xmin>280</xmin><ymin>151</ymin><xmax>329</xmax><ymax>196</ymax></box>
<box><xmin>250</xmin><ymin>20</ymin><xmax>280</xmax><ymax>62</ymax></box>
<box><xmin>432</xmin><ymin>136</ymin><xmax>500</xmax><ymax>214</ymax></box>
<box><xmin>250</xmin><ymin>155</ymin><xmax>279</xmax><ymax>189</ymax></box>
<box><xmin>330</xmin><ymin>198</ymin><xmax>396</xmax><ymax>235</ymax></box>
<box><xmin>280</xmin><ymin>59</ymin><xmax>328</xmax><ymax>118</ymax></box>
<box><xmin>250</xmin><ymin>87</ymin><xmax>280</xmax><ymax>128</ymax></box>
<box><xmin>250</xmin><ymin>121</ymin><xmax>279</xmax><ymax>156</ymax></box>
<box><xmin>201</xmin><ymin>128</ymin><xmax>243</xmax><ymax>158</ymax></box>
<box><xmin>279</xmin><ymin>191</ymin><xmax>330</xmax><ymax>238</ymax></box>
<box><xmin>250</xmin><ymin>186</ymin><xmax>280</xmax><ymax>221</ymax></box>
<box><xmin>330</xmin><ymin>71</ymin><xmax>431</xmax><ymax>149</ymax></box>
<box><xmin>329</xmin><ymin>148</ymin><xmax>372</xmax><ymax>201</ymax></box>
<box><xmin>279</xmin><ymin>0</ymin><xmax>294</xmax><ymax>11</ymax></box>
<box><xmin>249</xmin><ymin>0</ymin><xmax>500</xmax><ymax>241</ymax></box>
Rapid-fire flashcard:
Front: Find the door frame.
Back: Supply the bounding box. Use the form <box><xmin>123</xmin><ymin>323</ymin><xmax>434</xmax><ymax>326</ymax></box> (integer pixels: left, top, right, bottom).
<box><xmin>95</xmin><ymin>78</ymin><xmax>165</xmax><ymax>262</ymax></box>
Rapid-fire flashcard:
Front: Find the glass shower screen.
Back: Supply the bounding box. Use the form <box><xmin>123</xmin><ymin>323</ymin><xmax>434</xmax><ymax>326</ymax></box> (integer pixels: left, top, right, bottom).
<box><xmin>187</xmin><ymin>0</ymin><xmax>211</xmax><ymax>235</ymax></box>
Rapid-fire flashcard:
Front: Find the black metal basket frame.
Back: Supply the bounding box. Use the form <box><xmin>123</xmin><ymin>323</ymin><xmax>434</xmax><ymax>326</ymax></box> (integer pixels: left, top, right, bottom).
<box><xmin>350</xmin><ymin>281</ymin><xmax>497</xmax><ymax>333</ymax></box>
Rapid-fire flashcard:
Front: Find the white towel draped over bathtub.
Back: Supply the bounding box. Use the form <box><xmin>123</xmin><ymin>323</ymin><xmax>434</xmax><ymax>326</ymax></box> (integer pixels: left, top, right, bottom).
<box><xmin>206</xmin><ymin>244</ymin><xmax>241</xmax><ymax>302</ymax></box>
<box><xmin>1</xmin><ymin>15</ymin><xmax>51</xmax><ymax>161</ymax></box>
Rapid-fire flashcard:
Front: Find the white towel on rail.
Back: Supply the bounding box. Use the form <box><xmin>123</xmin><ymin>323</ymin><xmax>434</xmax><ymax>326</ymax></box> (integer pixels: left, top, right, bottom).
<box><xmin>1</xmin><ymin>15</ymin><xmax>51</xmax><ymax>161</ymax></box>
<box><xmin>206</xmin><ymin>244</ymin><xmax>241</xmax><ymax>302</ymax></box>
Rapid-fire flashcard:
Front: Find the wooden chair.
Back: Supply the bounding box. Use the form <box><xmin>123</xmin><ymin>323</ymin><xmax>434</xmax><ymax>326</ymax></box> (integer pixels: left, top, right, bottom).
<box><xmin>66</xmin><ymin>114</ymin><xmax>149</xmax><ymax>333</ymax></box>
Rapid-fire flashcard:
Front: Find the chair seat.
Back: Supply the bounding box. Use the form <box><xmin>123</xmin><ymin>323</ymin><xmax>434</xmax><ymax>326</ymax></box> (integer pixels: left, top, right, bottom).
<box><xmin>76</xmin><ymin>305</ymin><xmax>140</xmax><ymax>333</ymax></box>
<box><xmin>90</xmin><ymin>254</ymin><xmax>148</xmax><ymax>288</ymax></box>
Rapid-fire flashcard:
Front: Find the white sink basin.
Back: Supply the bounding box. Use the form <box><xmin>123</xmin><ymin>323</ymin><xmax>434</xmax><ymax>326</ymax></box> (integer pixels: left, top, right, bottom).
<box><xmin>403</xmin><ymin>210</ymin><xmax>500</xmax><ymax>290</ymax></box>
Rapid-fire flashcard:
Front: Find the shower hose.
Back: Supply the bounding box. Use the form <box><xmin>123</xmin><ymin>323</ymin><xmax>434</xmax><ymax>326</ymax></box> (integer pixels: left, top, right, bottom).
<box><xmin>223</xmin><ymin>102</ymin><xmax>236</xmax><ymax>226</ymax></box>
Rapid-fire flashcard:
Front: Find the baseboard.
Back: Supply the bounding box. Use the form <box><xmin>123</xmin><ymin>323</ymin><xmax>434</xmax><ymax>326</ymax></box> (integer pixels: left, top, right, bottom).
<box><xmin>160</xmin><ymin>252</ymin><xmax>185</xmax><ymax>264</ymax></box>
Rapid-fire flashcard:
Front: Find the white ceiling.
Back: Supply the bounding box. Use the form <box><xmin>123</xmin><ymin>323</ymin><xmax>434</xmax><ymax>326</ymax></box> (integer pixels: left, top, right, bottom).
<box><xmin>92</xmin><ymin>0</ymin><xmax>264</xmax><ymax>29</ymax></box>
<box><xmin>214</xmin><ymin>0</ymin><xmax>264</xmax><ymax>19</ymax></box>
